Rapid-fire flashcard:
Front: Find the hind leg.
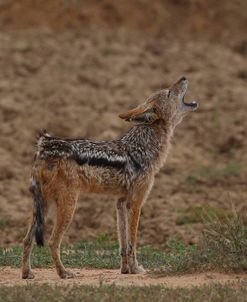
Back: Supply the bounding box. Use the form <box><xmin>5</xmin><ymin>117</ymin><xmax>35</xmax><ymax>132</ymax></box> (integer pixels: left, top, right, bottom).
<box><xmin>22</xmin><ymin>214</ymin><xmax>35</xmax><ymax>279</ymax></box>
<box><xmin>22</xmin><ymin>203</ymin><xmax>48</xmax><ymax>279</ymax></box>
<box><xmin>49</xmin><ymin>191</ymin><xmax>78</xmax><ymax>279</ymax></box>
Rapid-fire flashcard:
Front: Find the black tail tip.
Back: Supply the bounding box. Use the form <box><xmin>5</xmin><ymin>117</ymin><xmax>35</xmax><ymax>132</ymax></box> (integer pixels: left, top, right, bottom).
<box><xmin>35</xmin><ymin>228</ymin><xmax>44</xmax><ymax>247</ymax></box>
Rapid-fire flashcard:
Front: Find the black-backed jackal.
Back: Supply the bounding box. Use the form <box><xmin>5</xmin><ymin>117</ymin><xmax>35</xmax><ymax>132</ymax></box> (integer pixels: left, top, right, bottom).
<box><xmin>22</xmin><ymin>77</ymin><xmax>198</xmax><ymax>279</ymax></box>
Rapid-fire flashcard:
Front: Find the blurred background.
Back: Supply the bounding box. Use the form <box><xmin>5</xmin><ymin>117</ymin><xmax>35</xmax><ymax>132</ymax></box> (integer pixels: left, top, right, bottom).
<box><xmin>0</xmin><ymin>0</ymin><xmax>246</xmax><ymax>247</ymax></box>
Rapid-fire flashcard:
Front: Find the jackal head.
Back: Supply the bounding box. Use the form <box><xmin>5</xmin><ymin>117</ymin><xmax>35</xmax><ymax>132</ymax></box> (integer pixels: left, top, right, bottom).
<box><xmin>119</xmin><ymin>77</ymin><xmax>198</xmax><ymax>127</ymax></box>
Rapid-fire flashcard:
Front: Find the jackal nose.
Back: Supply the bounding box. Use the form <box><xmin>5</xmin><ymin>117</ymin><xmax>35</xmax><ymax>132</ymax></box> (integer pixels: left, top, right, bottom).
<box><xmin>180</xmin><ymin>76</ymin><xmax>187</xmax><ymax>82</ymax></box>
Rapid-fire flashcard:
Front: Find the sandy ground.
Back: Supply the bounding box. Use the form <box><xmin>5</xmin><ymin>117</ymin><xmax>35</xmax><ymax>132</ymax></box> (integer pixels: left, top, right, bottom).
<box><xmin>0</xmin><ymin>267</ymin><xmax>245</xmax><ymax>288</ymax></box>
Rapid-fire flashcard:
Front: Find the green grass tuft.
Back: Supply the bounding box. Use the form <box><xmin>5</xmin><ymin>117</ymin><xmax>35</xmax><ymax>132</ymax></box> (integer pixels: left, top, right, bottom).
<box><xmin>0</xmin><ymin>241</ymin><xmax>167</xmax><ymax>269</ymax></box>
<box><xmin>153</xmin><ymin>209</ymin><xmax>247</xmax><ymax>276</ymax></box>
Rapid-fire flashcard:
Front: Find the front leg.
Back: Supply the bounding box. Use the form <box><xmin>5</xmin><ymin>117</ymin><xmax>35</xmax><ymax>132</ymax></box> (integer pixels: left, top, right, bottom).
<box><xmin>116</xmin><ymin>197</ymin><xmax>129</xmax><ymax>274</ymax></box>
<box><xmin>127</xmin><ymin>202</ymin><xmax>146</xmax><ymax>274</ymax></box>
<box><xmin>127</xmin><ymin>182</ymin><xmax>152</xmax><ymax>274</ymax></box>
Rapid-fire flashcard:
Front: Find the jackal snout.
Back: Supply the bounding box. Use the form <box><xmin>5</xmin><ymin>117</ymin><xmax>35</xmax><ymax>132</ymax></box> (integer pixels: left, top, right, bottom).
<box><xmin>171</xmin><ymin>76</ymin><xmax>188</xmax><ymax>95</ymax></box>
<box><xmin>119</xmin><ymin>76</ymin><xmax>198</xmax><ymax>125</ymax></box>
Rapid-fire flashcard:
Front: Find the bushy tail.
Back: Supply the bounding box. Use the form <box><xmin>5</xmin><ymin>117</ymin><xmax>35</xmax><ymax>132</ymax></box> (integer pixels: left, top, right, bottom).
<box><xmin>29</xmin><ymin>178</ymin><xmax>44</xmax><ymax>246</ymax></box>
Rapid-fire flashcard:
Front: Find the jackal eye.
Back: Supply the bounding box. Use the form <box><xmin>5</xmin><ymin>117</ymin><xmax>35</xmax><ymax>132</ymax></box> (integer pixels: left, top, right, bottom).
<box><xmin>167</xmin><ymin>90</ymin><xmax>171</xmax><ymax>98</ymax></box>
<box><xmin>152</xmin><ymin>107</ymin><xmax>158</xmax><ymax>114</ymax></box>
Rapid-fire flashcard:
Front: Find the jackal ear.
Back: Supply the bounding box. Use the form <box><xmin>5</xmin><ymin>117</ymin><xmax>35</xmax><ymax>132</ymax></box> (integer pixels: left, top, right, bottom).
<box><xmin>119</xmin><ymin>106</ymin><xmax>159</xmax><ymax>124</ymax></box>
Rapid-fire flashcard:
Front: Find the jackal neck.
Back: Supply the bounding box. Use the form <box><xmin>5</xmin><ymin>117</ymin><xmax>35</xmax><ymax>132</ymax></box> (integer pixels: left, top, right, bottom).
<box><xmin>121</xmin><ymin>119</ymin><xmax>172</xmax><ymax>174</ymax></box>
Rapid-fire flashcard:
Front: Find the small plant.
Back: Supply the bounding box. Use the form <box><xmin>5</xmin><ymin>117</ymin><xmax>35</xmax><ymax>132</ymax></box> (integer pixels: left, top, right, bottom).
<box><xmin>202</xmin><ymin>208</ymin><xmax>247</xmax><ymax>271</ymax></box>
<box><xmin>153</xmin><ymin>208</ymin><xmax>247</xmax><ymax>276</ymax></box>
<box><xmin>96</xmin><ymin>232</ymin><xmax>113</xmax><ymax>243</ymax></box>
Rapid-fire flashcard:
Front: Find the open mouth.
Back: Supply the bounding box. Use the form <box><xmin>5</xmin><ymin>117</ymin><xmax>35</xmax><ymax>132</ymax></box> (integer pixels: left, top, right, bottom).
<box><xmin>182</xmin><ymin>95</ymin><xmax>198</xmax><ymax>109</ymax></box>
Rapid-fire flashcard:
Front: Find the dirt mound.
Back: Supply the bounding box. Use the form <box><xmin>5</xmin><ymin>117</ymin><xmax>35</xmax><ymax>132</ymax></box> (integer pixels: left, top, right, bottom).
<box><xmin>0</xmin><ymin>28</ymin><xmax>246</xmax><ymax>247</ymax></box>
<box><xmin>0</xmin><ymin>0</ymin><xmax>246</xmax><ymax>41</ymax></box>
<box><xmin>0</xmin><ymin>1</ymin><xmax>247</xmax><ymax>248</ymax></box>
<box><xmin>0</xmin><ymin>267</ymin><xmax>245</xmax><ymax>288</ymax></box>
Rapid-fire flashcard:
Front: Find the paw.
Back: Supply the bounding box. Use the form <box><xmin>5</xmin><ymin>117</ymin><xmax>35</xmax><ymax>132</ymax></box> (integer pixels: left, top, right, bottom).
<box><xmin>22</xmin><ymin>271</ymin><xmax>35</xmax><ymax>279</ymax></box>
<box><xmin>59</xmin><ymin>270</ymin><xmax>75</xmax><ymax>279</ymax></box>
<box><xmin>120</xmin><ymin>265</ymin><xmax>130</xmax><ymax>274</ymax></box>
<box><xmin>130</xmin><ymin>264</ymin><xmax>146</xmax><ymax>274</ymax></box>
